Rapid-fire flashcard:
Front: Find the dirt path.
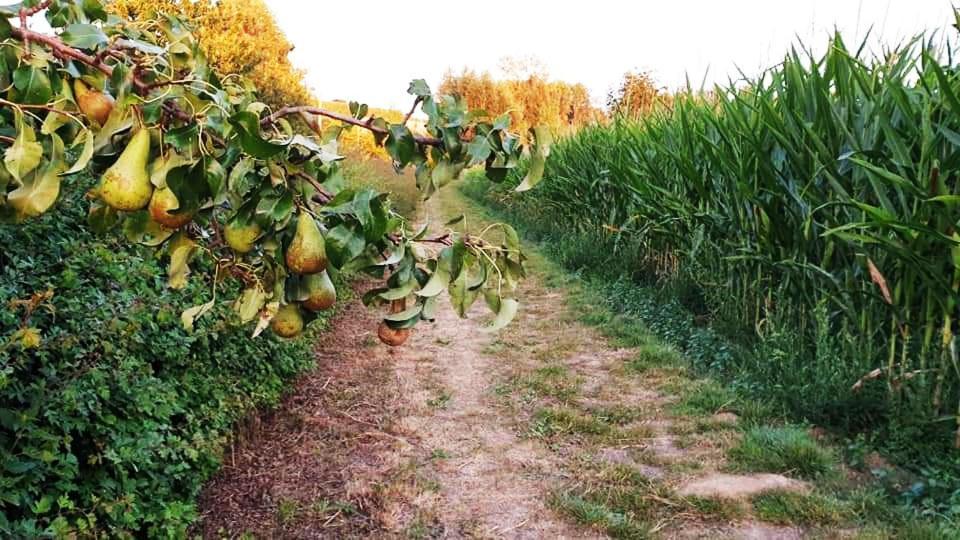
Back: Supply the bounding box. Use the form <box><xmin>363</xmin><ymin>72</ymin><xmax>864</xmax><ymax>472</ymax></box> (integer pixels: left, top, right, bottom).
<box><xmin>198</xmin><ymin>190</ymin><xmax>828</xmax><ymax>538</ymax></box>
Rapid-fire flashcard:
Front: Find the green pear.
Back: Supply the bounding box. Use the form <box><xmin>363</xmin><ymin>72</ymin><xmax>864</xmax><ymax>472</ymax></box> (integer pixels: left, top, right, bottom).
<box><xmin>100</xmin><ymin>129</ymin><xmax>152</xmax><ymax>211</ymax></box>
<box><xmin>302</xmin><ymin>270</ymin><xmax>337</xmax><ymax>311</ymax></box>
<box><xmin>285</xmin><ymin>212</ymin><xmax>327</xmax><ymax>274</ymax></box>
<box><xmin>271</xmin><ymin>303</ymin><xmax>304</xmax><ymax>338</ymax></box>
<box><xmin>224</xmin><ymin>218</ymin><xmax>261</xmax><ymax>253</ymax></box>
<box><xmin>73</xmin><ymin>80</ymin><xmax>114</xmax><ymax>126</ymax></box>
<box><xmin>149</xmin><ymin>187</ymin><xmax>193</xmax><ymax>229</ymax></box>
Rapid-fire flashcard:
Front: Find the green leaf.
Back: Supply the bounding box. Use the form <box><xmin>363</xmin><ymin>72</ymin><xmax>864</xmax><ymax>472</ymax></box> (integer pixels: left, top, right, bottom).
<box><xmin>515</xmin><ymin>125</ymin><xmax>553</xmax><ymax>192</ymax></box>
<box><xmin>385</xmin><ymin>303</ymin><xmax>423</xmax><ymax>321</ymax></box>
<box><xmin>408</xmin><ymin>79</ymin><xmax>431</xmax><ymax>97</ymax></box>
<box><xmin>483</xmin><ymin>298</ymin><xmax>519</xmax><ymax>333</ymax></box>
<box><xmin>13</xmin><ymin>66</ymin><xmax>52</xmax><ymax>104</ymax></box>
<box><xmin>228</xmin><ymin>111</ymin><xmax>286</xmax><ymax>159</ymax></box>
<box><xmin>60</xmin><ymin>23</ymin><xmax>108</xmax><ymax>49</ymax></box>
<box><xmin>325</xmin><ymin>224</ymin><xmax>365</xmax><ymax>268</ymax></box>
<box><xmin>0</xmin><ymin>16</ymin><xmax>12</xmax><ymax>40</ymax></box>
<box><xmin>384</xmin><ymin>125</ymin><xmax>416</xmax><ymax>165</ymax></box>
<box><xmin>379</xmin><ymin>279</ymin><xmax>416</xmax><ymax>300</ymax></box>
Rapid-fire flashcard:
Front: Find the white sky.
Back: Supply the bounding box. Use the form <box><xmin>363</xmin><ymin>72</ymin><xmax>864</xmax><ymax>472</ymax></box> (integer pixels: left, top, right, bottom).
<box><xmin>266</xmin><ymin>0</ymin><xmax>956</xmax><ymax>109</ymax></box>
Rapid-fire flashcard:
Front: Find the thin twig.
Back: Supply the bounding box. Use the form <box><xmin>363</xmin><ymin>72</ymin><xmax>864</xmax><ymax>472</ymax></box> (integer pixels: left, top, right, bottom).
<box><xmin>402</xmin><ymin>96</ymin><xmax>423</xmax><ymax>127</ymax></box>
<box><xmin>263</xmin><ymin>106</ymin><xmax>442</xmax><ymax>147</ymax></box>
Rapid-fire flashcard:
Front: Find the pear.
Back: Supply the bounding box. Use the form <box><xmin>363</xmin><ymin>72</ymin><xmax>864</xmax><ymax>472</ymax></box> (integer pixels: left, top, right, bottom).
<box><xmin>73</xmin><ymin>80</ymin><xmax>114</xmax><ymax>126</ymax></box>
<box><xmin>302</xmin><ymin>270</ymin><xmax>337</xmax><ymax>311</ymax></box>
<box><xmin>377</xmin><ymin>298</ymin><xmax>411</xmax><ymax>346</ymax></box>
<box><xmin>271</xmin><ymin>303</ymin><xmax>304</xmax><ymax>338</ymax></box>
<box><xmin>100</xmin><ymin>129</ymin><xmax>152</xmax><ymax>211</ymax></box>
<box><xmin>378</xmin><ymin>321</ymin><xmax>411</xmax><ymax>347</ymax></box>
<box><xmin>149</xmin><ymin>187</ymin><xmax>193</xmax><ymax>229</ymax></box>
<box><xmin>285</xmin><ymin>212</ymin><xmax>327</xmax><ymax>274</ymax></box>
<box><xmin>224</xmin><ymin>218</ymin><xmax>261</xmax><ymax>253</ymax></box>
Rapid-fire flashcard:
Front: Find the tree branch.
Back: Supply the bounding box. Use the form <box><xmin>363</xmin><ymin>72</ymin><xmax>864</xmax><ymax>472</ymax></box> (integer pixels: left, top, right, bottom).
<box><xmin>402</xmin><ymin>96</ymin><xmax>422</xmax><ymax>127</ymax></box>
<box><xmin>262</xmin><ymin>106</ymin><xmax>442</xmax><ymax>147</ymax></box>
<box><xmin>10</xmin><ymin>26</ymin><xmax>196</xmax><ymax>125</ymax></box>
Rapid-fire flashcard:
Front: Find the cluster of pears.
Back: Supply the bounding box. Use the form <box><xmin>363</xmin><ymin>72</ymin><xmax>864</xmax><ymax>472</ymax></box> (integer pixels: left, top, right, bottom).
<box><xmin>97</xmin><ymin>125</ymin><xmax>194</xmax><ymax>229</ymax></box>
<box><xmin>270</xmin><ymin>212</ymin><xmax>337</xmax><ymax>339</ymax></box>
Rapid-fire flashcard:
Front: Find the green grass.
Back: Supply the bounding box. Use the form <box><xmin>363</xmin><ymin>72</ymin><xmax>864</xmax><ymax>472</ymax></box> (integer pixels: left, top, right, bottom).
<box><xmin>514</xmin><ymin>365</ymin><xmax>581</xmax><ymax>401</ymax></box>
<box><xmin>530</xmin><ymin>406</ymin><xmax>612</xmax><ymax>438</ymax></box>
<box><xmin>670</xmin><ymin>379</ymin><xmax>738</xmax><ymax>416</ymax></box>
<box><xmin>549</xmin><ymin>493</ymin><xmax>650</xmax><ymax>539</ymax></box>
<box><xmin>682</xmin><ymin>496</ymin><xmax>747</xmax><ymax>521</ymax></box>
<box><xmin>728</xmin><ymin>426</ymin><xmax>837</xmax><ymax>479</ymax></box>
<box><xmin>751</xmin><ymin>490</ymin><xmax>849</xmax><ymax>525</ymax></box>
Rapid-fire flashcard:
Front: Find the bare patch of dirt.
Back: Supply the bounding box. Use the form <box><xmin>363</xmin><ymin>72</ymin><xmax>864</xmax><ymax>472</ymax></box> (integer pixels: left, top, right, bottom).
<box><xmin>196</xmin><ymin>287</ymin><xmax>407</xmax><ymax>538</ymax></box>
<box><xmin>676</xmin><ymin>473</ymin><xmax>811</xmax><ymax>500</ymax></box>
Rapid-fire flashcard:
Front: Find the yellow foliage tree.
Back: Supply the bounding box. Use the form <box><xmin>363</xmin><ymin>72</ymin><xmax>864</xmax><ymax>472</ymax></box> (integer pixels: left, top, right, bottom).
<box><xmin>439</xmin><ymin>69</ymin><xmax>600</xmax><ymax>136</ymax></box>
<box><xmin>607</xmin><ymin>71</ymin><xmax>673</xmax><ymax>118</ymax></box>
<box><xmin>109</xmin><ymin>0</ymin><xmax>313</xmax><ymax>107</ymax></box>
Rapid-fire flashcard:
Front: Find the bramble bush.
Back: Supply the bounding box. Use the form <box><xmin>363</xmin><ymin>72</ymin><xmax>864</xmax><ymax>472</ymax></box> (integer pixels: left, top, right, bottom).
<box><xmin>0</xmin><ymin>181</ymin><xmax>323</xmax><ymax>537</ymax></box>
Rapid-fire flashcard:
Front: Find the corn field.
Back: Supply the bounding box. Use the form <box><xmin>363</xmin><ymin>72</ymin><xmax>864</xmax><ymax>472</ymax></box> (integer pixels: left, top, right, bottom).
<box><xmin>485</xmin><ymin>34</ymin><xmax>960</xmax><ymax>448</ymax></box>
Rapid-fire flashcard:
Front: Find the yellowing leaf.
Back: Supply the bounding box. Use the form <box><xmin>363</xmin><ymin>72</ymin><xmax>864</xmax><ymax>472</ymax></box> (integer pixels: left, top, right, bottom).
<box><xmin>252</xmin><ymin>301</ymin><xmax>280</xmax><ymax>338</ymax></box>
<box><xmin>181</xmin><ymin>299</ymin><xmax>214</xmax><ymax>332</ymax></box>
<box><xmin>18</xmin><ymin>327</ymin><xmax>42</xmax><ymax>349</ymax></box>
<box><xmin>4</xmin><ymin>113</ymin><xmax>43</xmax><ymax>182</ymax></box>
<box><xmin>167</xmin><ymin>233</ymin><xmax>197</xmax><ymax>289</ymax></box>
<box><xmin>234</xmin><ymin>285</ymin><xmax>267</xmax><ymax>323</ymax></box>
<box><xmin>7</xmin><ymin>135</ymin><xmax>66</xmax><ymax>219</ymax></box>
<box><xmin>62</xmin><ymin>130</ymin><xmax>94</xmax><ymax>175</ymax></box>
<box><xmin>149</xmin><ymin>150</ymin><xmax>194</xmax><ymax>188</ymax></box>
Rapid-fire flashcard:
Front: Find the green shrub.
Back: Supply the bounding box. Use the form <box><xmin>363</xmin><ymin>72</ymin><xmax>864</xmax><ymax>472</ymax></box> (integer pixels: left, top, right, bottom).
<box><xmin>0</xmin><ymin>185</ymin><xmax>323</xmax><ymax>537</ymax></box>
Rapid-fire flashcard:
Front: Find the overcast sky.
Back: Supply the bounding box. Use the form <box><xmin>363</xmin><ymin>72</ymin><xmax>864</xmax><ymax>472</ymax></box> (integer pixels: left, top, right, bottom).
<box><xmin>266</xmin><ymin>0</ymin><xmax>956</xmax><ymax>109</ymax></box>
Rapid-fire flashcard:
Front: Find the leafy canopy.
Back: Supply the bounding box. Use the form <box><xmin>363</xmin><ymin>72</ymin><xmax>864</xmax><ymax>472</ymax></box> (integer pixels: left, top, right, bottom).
<box><xmin>0</xmin><ymin>0</ymin><xmax>551</xmax><ymax>340</ymax></box>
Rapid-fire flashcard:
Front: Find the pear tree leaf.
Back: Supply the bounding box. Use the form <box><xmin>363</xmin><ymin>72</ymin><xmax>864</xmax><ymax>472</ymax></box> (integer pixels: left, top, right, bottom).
<box><xmin>234</xmin><ymin>285</ymin><xmax>267</xmax><ymax>323</ymax></box>
<box><xmin>407</xmin><ymin>79</ymin><xmax>431</xmax><ymax>97</ymax></box>
<box><xmin>4</xmin><ymin>113</ymin><xmax>43</xmax><ymax>182</ymax></box>
<box><xmin>62</xmin><ymin>129</ymin><xmax>94</xmax><ymax>175</ymax></box>
<box><xmin>167</xmin><ymin>233</ymin><xmax>197</xmax><ymax>289</ymax></box>
<box><xmin>13</xmin><ymin>66</ymin><xmax>52</xmax><ymax>104</ymax></box>
<box><xmin>483</xmin><ymin>298</ymin><xmax>519</xmax><ymax>333</ymax></box>
<box><xmin>515</xmin><ymin>125</ymin><xmax>553</xmax><ymax>192</ymax></box>
<box><xmin>7</xmin><ymin>135</ymin><xmax>65</xmax><ymax>219</ymax></box>
<box><xmin>228</xmin><ymin>111</ymin><xmax>285</xmax><ymax>158</ymax></box>
<box><xmin>181</xmin><ymin>299</ymin><xmax>215</xmax><ymax>333</ymax></box>
<box><xmin>251</xmin><ymin>301</ymin><xmax>280</xmax><ymax>338</ymax></box>
<box><xmin>60</xmin><ymin>24</ymin><xmax>108</xmax><ymax>49</ymax></box>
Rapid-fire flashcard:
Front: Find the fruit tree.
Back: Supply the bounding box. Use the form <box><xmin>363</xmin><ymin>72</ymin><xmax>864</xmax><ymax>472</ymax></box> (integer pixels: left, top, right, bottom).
<box><xmin>0</xmin><ymin>0</ymin><xmax>552</xmax><ymax>344</ymax></box>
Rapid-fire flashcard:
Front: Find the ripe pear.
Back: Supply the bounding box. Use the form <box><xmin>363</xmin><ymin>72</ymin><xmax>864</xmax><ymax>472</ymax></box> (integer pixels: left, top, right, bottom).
<box><xmin>100</xmin><ymin>129</ymin><xmax>152</xmax><ymax>211</ymax></box>
<box><xmin>302</xmin><ymin>270</ymin><xmax>337</xmax><ymax>311</ymax></box>
<box><xmin>73</xmin><ymin>79</ymin><xmax>114</xmax><ymax>126</ymax></box>
<box><xmin>271</xmin><ymin>303</ymin><xmax>304</xmax><ymax>338</ymax></box>
<box><xmin>285</xmin><ymin>212</ymin><xmax>327</xmax><ymax>274</ymax></box>
<box><xmin>149</xmin><ymin>187</ymin><xmax>193</xmax><ymax>229</ymax></box>
<box><xmin>224</xmin><ymin>218</ymin><xmax>261</xmax><ymax>253</ymax></box>
<box><xmin>378</xmin><ymin>321</ymin><xmax>411</xmax><ymax>347</ymax></box>
<box><xmin>377</xmin><ymin>298</ymin><xmax>411</xmax><ymax>346</ymax></box>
